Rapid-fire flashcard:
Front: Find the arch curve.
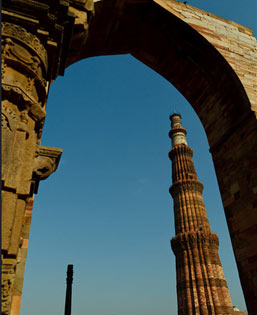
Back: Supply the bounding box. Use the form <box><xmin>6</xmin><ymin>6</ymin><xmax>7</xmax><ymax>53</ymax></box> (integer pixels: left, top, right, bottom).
<box><xmin>67</xmin><ymin>0</ymin><xmax>253</xmax><ymax>150</ymax></box>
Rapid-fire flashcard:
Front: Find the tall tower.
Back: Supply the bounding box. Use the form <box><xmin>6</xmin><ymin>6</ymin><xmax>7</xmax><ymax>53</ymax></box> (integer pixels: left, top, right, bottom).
<box><xmin>168</xmin><ymin>113</ymin><xmax>234</xmax><ymax>315</ymax></box>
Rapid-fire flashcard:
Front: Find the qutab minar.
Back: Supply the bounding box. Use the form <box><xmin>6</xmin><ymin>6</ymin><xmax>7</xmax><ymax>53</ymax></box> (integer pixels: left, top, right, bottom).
<box><xmin>168</xmin><ymin>113</ymin><xmax>234</xmax><ymax>315</ymax></box>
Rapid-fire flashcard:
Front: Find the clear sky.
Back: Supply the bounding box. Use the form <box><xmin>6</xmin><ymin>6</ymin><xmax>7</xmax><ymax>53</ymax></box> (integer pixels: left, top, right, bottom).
<box><xmin>21</xmin><ymin>1</ymin><xmax>256</xmax><ymax>314</ymax></box>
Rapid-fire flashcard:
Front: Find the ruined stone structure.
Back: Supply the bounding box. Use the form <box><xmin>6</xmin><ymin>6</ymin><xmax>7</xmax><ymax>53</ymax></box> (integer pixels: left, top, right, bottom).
<box><xmin>169</xmin><ymin>113</ymin><xmax>234</xmax><ymax>314</ymax></box>
<box><xmin>1</xmin><ymin>1</ymin><xmax>94</xmax><ymax>314</ymax></box>
<box><xmin>1</xmin><ymin>1</ymin><xmax>257</xmax><ymax>314</ymax></box>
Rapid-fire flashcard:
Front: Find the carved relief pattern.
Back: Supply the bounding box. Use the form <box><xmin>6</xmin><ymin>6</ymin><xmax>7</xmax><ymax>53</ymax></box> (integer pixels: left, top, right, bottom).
<box><xmin>1</xmin><ymin>102</ymin><xmax>19</xmax><ymax>172</ymax></box>
<box><xmin>170</xmin><ymin>180</ymin><xmax>204</xmax><ymax>196</ymax></box>
<box><xmin>1</xmin><ymin>104</ymin><xmax>19</xmax><ymax>133</ymax></box>
<box><xmin>1</xmin><ymin>22</ymin><xmax>48</xmax><ymax>71</ymax></box>
<box><xmin>1</xmin><ymin>105</ymin><xmax>18</xmax><ymax>180</ymax></box>
<box><xmin>1</xmin><ymin>113</ymin><xmax>12</xmax><ymax>131</ymax></box>
<box><xmin>1</xmin><ymin>59</ymin><xmax>7</xmax><ymax>79</ymax></box>
<box><xmin>171</xmin><ymin>231</ymin><xmax>219</xmax><ymax>253</ymax></box>
<box><xmin>1</xmin><ymin>258</ymin><xmax>17</xmax><ymax>315</ymax></box>
<box><xmin>1</xmin><ymin>36</ymin><xmax>47</xmax><ymax>127</ymax></box>
<box><xmin>169</xmin><ymin>143</ymin><xmax>193</xmax><ymax>160</ymax></box>
<box><xmin>2</xmin><ymin>84</ymin><xmax>45</xmax><ymax>119</ymax></box>
<box><xmin>2</xmin><ymin>38</ymin><xmax>44</xmax><ymax>81</ymax></box>
<box><xmin>17</xmin><ymin>110</ymin><xmax>30</xmax><ymax>138</ymax></box>
<box><xmin>26</xmin><ymin>76</ymin><xmax>35</xmax><ymax>93</ymax></box>
<box><xmin>2</xmin><ymin>278</ymin><xmax>13</xmax><ymax>314</ymax></box>
<box><xmin>1</xmin><ymin>36</ymin><xmax>47</xmax><ymax>106</ymax></box>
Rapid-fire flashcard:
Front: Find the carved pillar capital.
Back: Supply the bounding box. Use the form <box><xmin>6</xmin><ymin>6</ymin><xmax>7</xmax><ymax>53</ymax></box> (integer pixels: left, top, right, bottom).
<box><xmin>2</xmin><ymin>0</ymin><xmax>94</xmax><ymax>79</ymax></box>
<box><xmin>1</xmin><ymin>23</ymin><xmax>47</xmax><ymax>136</ymax></box>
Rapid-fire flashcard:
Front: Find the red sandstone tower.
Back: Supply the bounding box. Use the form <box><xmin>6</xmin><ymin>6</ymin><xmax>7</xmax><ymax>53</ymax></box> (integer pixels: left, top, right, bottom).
<box><xmin>169</xmin><ymin>113</ymin><xmax>234</xmax><ymax>315</ymax></box>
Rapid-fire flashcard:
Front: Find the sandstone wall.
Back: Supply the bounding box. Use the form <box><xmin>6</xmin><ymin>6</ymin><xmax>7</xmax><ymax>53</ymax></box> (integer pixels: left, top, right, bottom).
<box><xmin>155</xmin><ymin>0</ymin><xmax>257</xmax><ymax>115</ymax></box>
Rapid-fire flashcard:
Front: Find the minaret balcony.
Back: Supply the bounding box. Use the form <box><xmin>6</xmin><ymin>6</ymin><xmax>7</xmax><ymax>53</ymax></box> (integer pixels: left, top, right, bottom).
<box><xmin>169</xmin><ymin>179</ymin><xmax>203</xmax><ymax>197</ymax></box>
<box><xmin>171</xmin><ymin>230</ymin><xmax>219</xmax><ymax>254</ymax></box>
<box><xmin>168</xmin><ymin>144</ymin><xmax>193</xmax><ymax>160</ymax></box>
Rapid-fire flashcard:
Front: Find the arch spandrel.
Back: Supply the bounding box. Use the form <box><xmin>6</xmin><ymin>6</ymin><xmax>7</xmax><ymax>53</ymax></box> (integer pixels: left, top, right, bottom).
<box><xmin>66</xmin><ymin>1</ymin><xmax>257</xmax><ymax>313</ymax></box>
<box><xmin>67</xmin><ymin>0</ymin><xmax>256</xmax><ymax>149</ymax></box>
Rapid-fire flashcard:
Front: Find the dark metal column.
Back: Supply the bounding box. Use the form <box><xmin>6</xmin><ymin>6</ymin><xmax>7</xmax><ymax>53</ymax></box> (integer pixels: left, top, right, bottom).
<box><xmin>64</xmin><ymin>265</ymin><xmax>73</xmax><ymax>315</ymax></box>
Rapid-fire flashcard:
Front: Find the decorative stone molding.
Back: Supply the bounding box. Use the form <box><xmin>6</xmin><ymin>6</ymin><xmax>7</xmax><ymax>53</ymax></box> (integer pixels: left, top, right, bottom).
<box><xmin>171</xmin><ymin>231</ymin><xmax>219</xmax><ymax>254</ymax></box>
<box><xmin>1</xmin><ymin>258</ymin><xmax>17</xmax><ymax>315</ymax></box>
<box><xmin>3</xmin><ymin>0</ymin><xmax>95</xmax><ymax>77</ymax></box>
<box><xmin>1</xmin><ymin>103</ymin><xmax>19</xmax><ymax>131</ymax></box>
<box><xmin>2</xmin><ymin>22</ymin><xmax>48</xmax><ymax>71</ymax></box>
<box><xmin>1</xmin><ymin>28</ymin><xmax>47</xmax><ymax>137</ymax></box>
<box><xmin>2</xmin><ymin>0</ymin><xmax>94</xmax><ymax>79</ymax></box>
<box><xmin>169</xmin><ymin>179</ymin><xmax>204</xmax><ymax>196</ymax></box>
<box><xmin>168</xmin><ymin>126</ymin><xmax>187</xmax><ymax>137</ymax></box>
<box><xmin>2</xmin><ymin>85</ymin><xmax>46</xmax><ymax>123</ymax></box>
<box><xmin>169</xmin><ymin>143</ymin><xmax>193</xmax><ymax>160</ymax></box>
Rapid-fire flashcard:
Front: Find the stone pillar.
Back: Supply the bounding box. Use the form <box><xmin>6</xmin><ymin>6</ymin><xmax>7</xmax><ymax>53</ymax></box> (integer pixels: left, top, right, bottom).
<box><xmin>9</xmin><ymin>147</ymin><xmax>62</xmax><ymax>315</ymax></box>
<box><xmin>1</xmin><ymin>1</ymin><xmax>94</xmax><ymax>314</ymax></box>
<box><xmin>1</xmin><ymin>21</ymin><xmax>50</xmax><ymax>315</ymax></box>
<box><xmin>9</xmin><ymin>196</ymin><xmax>35</xmax><ymax>315</ymax></box>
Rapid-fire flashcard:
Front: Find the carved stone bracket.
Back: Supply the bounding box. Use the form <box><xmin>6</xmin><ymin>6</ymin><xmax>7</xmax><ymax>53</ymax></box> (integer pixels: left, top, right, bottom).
<box><xmin>31</xmin><ymin>146</ymin><xmax>62</xmax><ymax>194</ymax></box>
<box><xmin>34</xmin><ymin>146</ymin><xmax>62</xmax><ymax>180</ymax></box>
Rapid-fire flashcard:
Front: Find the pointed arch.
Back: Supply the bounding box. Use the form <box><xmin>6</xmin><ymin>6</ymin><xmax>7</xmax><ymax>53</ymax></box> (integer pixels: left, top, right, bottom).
<box><xmin>67</xmin><ymin>1</ymin><xmax>257</xmax><ymax>312</ymax></box>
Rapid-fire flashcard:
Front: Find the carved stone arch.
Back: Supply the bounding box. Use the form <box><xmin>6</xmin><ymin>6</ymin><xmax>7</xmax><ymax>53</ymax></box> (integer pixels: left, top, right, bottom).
<box><xmin>66</xmin><ymin>1</ymin><xmax>257</xmax><ymax>313</ymax></box>
<box><xmin>68</xmin><ymin>0</ymin><xmax>253</xmax><ymax>138</ymax></box>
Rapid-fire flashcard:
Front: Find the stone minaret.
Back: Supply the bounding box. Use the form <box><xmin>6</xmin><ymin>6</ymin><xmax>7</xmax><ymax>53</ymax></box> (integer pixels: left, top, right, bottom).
<box><xmin>168</xmin><ymin>113</ymin><xmax>234</xmax><ymax>315</ymax></box>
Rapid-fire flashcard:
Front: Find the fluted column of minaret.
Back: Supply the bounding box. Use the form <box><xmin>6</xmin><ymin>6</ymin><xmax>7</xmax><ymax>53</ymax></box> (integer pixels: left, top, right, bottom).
<box><xmin>168</xmin><ymin>113</ymin><xmax>234</xmax><ymax>315</ymax></box>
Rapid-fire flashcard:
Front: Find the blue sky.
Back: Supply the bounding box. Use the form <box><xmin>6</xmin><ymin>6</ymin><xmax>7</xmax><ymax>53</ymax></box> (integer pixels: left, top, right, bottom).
<box><xmin>21</xmin><ymin>1</ymin><xmax>256</xmax><ymax>314</ymax></box>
